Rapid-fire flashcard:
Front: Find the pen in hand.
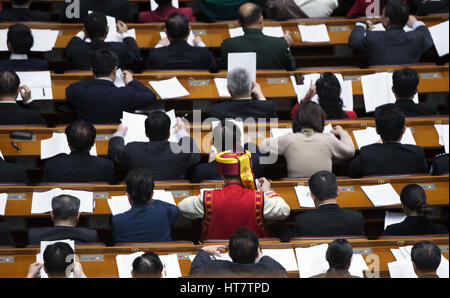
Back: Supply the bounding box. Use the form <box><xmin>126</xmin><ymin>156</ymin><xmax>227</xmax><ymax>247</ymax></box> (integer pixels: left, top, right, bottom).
<box><xmin>172</xmin><ymin>113</ymin><xmax>189</xmax><ymax>129</ymax></box>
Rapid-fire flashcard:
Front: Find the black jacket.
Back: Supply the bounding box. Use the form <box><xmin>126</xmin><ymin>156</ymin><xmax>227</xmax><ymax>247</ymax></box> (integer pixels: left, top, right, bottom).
<box><xmin>0</xmin><ymin>223</ymin><xmax>14</xmax><ymax>246</ymax></box>
<box><xmin>394</xmin><ymin>99</ymin><xmax>438</xmax><ymax>117</ymax></box>
<box><xmin>60</xmin><ymin>0</ymin><xmax>130</xmax><ymax>22</ymax></box>
<box><xmin>41</xmin><ymin>151</ymin><xmax>115</xmax><ymax>184</ymax></box>
<box><xmin>65</xmin><ymin>37</ymin><xmax>140</xmax><ymax>70</ymax></box>
<box><xmin>108</xmin><ymin>136</ymin><xmax>201</xmax><ymax>180</ymax></box>
<box><xmin>0</xmin><ymin>160</ymin><xmax>28</xmax><ymax>184</ymax></box>
<box><xmin>383</xmin><ymin>216</ymin><xmax>448</xmax><ymax>236</ymax></box>
<box><xmin>0</xmin><ymin>8</ymin><xmax>50</xmax><ymax>22</ymax></box>
<box><xmin>0</xmin><ymin>59</ymin><xmax>48</xmax><ymax>72</ymax></box>
<box><xmin>189</xmin><ymin>249</ymin><xmax>288</xmax><ymax>278</ymax></box>
<box><xmin>348</xmin><ymin>143</ymin><xmax>428</xmax><ymax>178</ymax></box>
<box><xmin>27</xmin><ymin>226</ymin><xmax>99</xmax><ymax>245</ymax></box>
<box><xmin>431</xmin><ymin>153</ymin><xmax>449</xmax><ymax>175</ymax></box>
<box><xmin>66</xmin><ymin>79</ymin><xmax>156</xmax><ymax>124</ymax></box>
<box><xmin>210</xmin><ymin>100</ymin><xmax>277</xmax><ymax>121</ymax></box>
<box><xmin>0</xmin><ymin>102</ymin><xmax>45</xmax><ymax>125</ymax></box>
<box><xmin>146</xmin><ymin>40</ymin><xmax>218</xmax><ymax>72</ymax></box>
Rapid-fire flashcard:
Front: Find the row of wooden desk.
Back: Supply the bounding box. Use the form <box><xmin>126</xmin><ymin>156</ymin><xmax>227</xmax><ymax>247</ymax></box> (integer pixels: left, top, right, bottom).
<box><xmin>0</xmin><ymin>236</ymin><xmax>448</xmax><ymax>278</ymax></box>
<box><xmin>0</xmin><ymin>116</ymin><xmax>447</xmax><ymax>155</ymax></box>
<box><xmin>0</xmin><ymin>175</ymin><xmax>448</xmax><ymax>216</ymax></box>
<box><xmin>0</xmin><ymin>15</ymin><xmax>447</xmax><ymax>49</ymax></box>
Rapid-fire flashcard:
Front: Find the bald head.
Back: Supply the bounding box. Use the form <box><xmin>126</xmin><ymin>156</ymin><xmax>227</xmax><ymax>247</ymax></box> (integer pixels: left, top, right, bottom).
<box><xmin>238</xmin><ymin>2</ymin><xmax>263</xmax><ymax>29</ymax></box>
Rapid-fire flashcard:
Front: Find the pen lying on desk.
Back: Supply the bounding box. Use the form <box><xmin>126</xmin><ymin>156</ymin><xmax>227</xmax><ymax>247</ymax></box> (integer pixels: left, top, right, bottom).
<box><xmin>10</xmin><ymin>142</ymin><xmax>21</xmax><ymax>152</ymax></box>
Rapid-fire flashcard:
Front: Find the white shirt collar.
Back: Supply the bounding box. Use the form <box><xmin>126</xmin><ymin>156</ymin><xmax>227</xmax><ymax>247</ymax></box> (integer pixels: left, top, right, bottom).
<box><xmin>10</xmin><ymin>54</ymin><xmax>28</xmax><ymax>60</ymax></box>
<box><xmin>0</xmin><ymin>100</ymin><xmax>18</xmax><ymax>104</ymax></box>
<box><xmin>233</xmin><ymin>97</ymin><xmax>252</xmax><ymax>101</ymax></box>
<box><xmin>95</xmin><ymin>77</ymin><xmax>113</xmax><ymax>82</ymax></box>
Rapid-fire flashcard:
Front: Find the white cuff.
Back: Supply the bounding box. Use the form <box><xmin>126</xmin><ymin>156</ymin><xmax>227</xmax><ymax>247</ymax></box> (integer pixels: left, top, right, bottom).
<box><xmin>112</xmin><ymin>131</ymin><xmax>126</xmax><ymax>139</ymax></box>
<box><xmin>120</xmin><ymin>31</ymin><xmax>135</xmax><ymax>40</ymax></box>
<box><xmin>76</xmin><ymin>31</ymin><xmax>85</xmax><ymax>39</ymax></box>
<box><xmin>412</xmin><ymin>20</ymin><xmax>426</xmax><ymax>30</ymax></box>
<box><xmin>355</xmin><ymin>22</ymin><xmax>367</xmax><ymax>30</ymax></box>
<box><xmin>195</xmin><ymin>41</ymin><xmax>206</xmax><ymax>48</ymax></box>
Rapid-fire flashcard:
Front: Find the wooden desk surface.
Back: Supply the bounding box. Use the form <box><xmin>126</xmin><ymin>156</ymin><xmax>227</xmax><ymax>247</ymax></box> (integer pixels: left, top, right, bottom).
<box><xmin>45</xmin><ymin>65</ymin><xmax>450</xmax><ymax>101</ymax></box>
<box><xmin>0</xmin><ymin>15</ymin><xmax>447</xmax><ymax>49</ymax></box>
<box><xmin>0</xmin><ymin>175</ymin><xmax>448</xmax><ymax>216</ymax></box>
<box><xmin>0</xmin><ymin>237</ymin><xmax>448</xmax><ymax>278</ymax></box>
<box><xmin>0</xmin><ymin>117</ymin><xmax>447</xmax><ymax>155</ymax></box>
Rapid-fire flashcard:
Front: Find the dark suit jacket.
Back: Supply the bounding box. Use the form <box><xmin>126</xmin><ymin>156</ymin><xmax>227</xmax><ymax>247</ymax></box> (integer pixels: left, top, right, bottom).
<box><xmin>0</xmin><ymin>8</ymin><xmax>50</xmax><ymax>22</ymax></box>
<box><xmin>27</xmin><ymin>225</ymin><xmax>99</xmax><ymax>245</ymax></box>
<box><xmin>65</xmin><ymin>37</ymin><xmax>140</xmax><ymax>70</ymax></box>
<box><xmin>112</xmin><ymin>201</ymin><xmax>179</xmax><ymax>243</ymax></box>
<box><xmin>289</xmin><ymin>204</ymin><xmax>364</xmax><ymax>238</ymax></box>
<box><xmin>66</xmin><ymin>79</ymin><xmax>156</xmax><ymax>124</ymax></box>
<box><xmin>348</xmin><ymin>25</ymin><xmax>434</xmax><ymax>65</ymax></box>
<box><xmin>108</xmin><ymin>136</ymin><xmax>201</xmax><ymax>180</ymax></box>
<box><xmin>41</xmin><ymin>151</ymin><xmax>114</xmax><ymax>184</ymax></box>
<box><xmin>0</xmin><ymin>160</ymin><xmax>28</xmax><ymax>184</ymax></box>
<box><xmin>61</xmin><ymin>0</ymin><xmax>130</xmax><ymax>22</ymax></box>
<box><xmin>0</xmin><ymin>102</ymin><xmax>45</xmax><ymax>125</ymax></box>
<box><xmin>0</xmin><ymin>223</ymin><xmax>14</xmax><ymax>246</ymax></box>
<box><xmin>0</xmin><ymin>59</ymin><xmax>48</xmax><ymax>71</ymax></box>
<box><xmin>220</xmin><ymin>29</ymin><xmax>296</xmax><ymax>70</ymax></box>
<box><xmin>394</xmin><ymin>99</ymin><xmax>438</xmax><ymax>117</ymax></box>
<box><xmin>146</xmin><ymin>40</ymin><xmax>218</xmax><ymax>72</ymax></box>
<box><xmin>210</xmin><ymin>99</ymin><xmax>277</xmax><ymax>121</ymax></box>
<box><xmin>348</xmin><ymin>143</ymin><xmax>428</xmax><ymax>178</ymax></box>
<box><xmin>431</xmin><ymin>154</ymin><xmax>449</xmax><ymax>175</ymax></box>
<box><xmin>189</xmin><ymin>249</ymin><xmax>288</xmax><ymax>278</ymax></box>
<box><xmin>383</xmin><ymin>216</ymin><xmax>448</xmax><ymax>236</ymax></box>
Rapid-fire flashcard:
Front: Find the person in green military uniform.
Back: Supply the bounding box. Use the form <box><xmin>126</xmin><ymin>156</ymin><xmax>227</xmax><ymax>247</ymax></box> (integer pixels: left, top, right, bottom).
<box><xmin>219</xmin><ymin>2</ymin><xmax>297</xmax><ymax>71</ymax></box>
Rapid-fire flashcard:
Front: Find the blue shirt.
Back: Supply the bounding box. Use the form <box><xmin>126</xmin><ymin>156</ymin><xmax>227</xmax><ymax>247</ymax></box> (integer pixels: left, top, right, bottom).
<box><xmin>112</xmin><ymin>200</ymin><xmax>179</xmax><ymax>243</ymax></box>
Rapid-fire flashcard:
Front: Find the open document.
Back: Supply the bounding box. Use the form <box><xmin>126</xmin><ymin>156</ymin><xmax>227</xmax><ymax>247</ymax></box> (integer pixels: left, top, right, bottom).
<box><xmin>16</xmin><ymin>71</ymin><xmax>53</xmax><ymax>101</ymax></box>
<box><xmin>116</xmin><ymin>252</ymin><xmax>182</xmax><ymax>278</ymax></box>
<box><xmin>228</xmin><ymin>52</ymin><xmax>257</xmax><ymax>82</ymax></box>
<box><xmin>41</xmin><ymin>133</ymin><xmax>97</xmax><ymax>159</ymax></box>
<box><xmin>149</xmin><ymin>77</ymin><xmax>190</xmax><ymax>100</ymax></box>
<box><xmin>298</xmin><ymin>24</ymin><xmax>330</xmax><ymax>43</ymax></box>
<box><xmin>31</xmin><ymin>189</ymin><xmax>94</xmax><ymax>214</ymax></box>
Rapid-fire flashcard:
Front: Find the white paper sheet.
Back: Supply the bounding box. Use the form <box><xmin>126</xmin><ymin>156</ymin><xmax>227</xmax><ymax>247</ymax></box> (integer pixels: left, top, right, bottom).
<box><xmin>31</xmin><ymin>188</ymin><xmax>94</xmax><ymax>214</ymax></box>
<box><xmin>214</xmin><ymin>78</ymin><xmax>231</xmax><ymax>98</ymax></box>
<box><xmin>153</xmin><ymin>190</ymin><xmax>176</xmax><ymax>205</ymax></box>
<box><xmin>0</xmin><ymin>193</ymin><xmax>7</xmax><ymax>216</ymax></box>
<box><xmin>262</xmin><ymin>249</ymin><xmax>298</xmax><ymax>271</ymax></box>
<box><xmin>295</xmin><ymin>244</ymin><xmax>329</xmax><ymax>278</ymax></box>
<box><xmin>352</xmin><ymin>127</ymin><xmax>416</xmax><ymax>149</ymax></box>
<box><xmin>370</xmin><ymin>23</ymin><xmax>413</xmax><ymax>32</ymax></box>
<box><xmin>150</xmin><ymin>0</ymin><xmax>178</xmax><ymax>11</ymax></box>
<box><xmin>116</xmin><ymin>252</ymin><xmax>183</xmax><ymax>278</ymax></box>
<box><xmin>0</xmin><ymin>29</ymin><xmax>59</xmax><ymax>52</ymax></box>
<box><xmin>0</xmin><ymin>149</ymin><xmax>4</xmax><ymax>160</ymax></box>
<box><xmin>229</xmin><ymin>26</ymin><xmax>284</xmax><ymax>38</ymax></box>
<box><xmin>270</xmin><ymin>128</ymin><xmax>293</xmax><ymax>138</ymax></box>
<box><xmin>298</xmin><ymin>24</ymin><xmax>330</xmax><ymax>43</ymax></box>
<box><xmin>40</xmin><ymin>133</ymin><xmax>97</xmax><ymax>160</ymax></box>
<box><xmin>149</xmin><ymin>77</ymin><xmax>189</xmax><ymax>100</ymax></box>
<box><xmin>294</xmin><ymin>186</ymin><xmax>315</xmax><ymax>208</ymax></box>
<box><xmin>15</xmin><ymin>71</ymin><xmax>53</xmax><ymax>101</ymax></box>
<box><xmin>160</xmin><ymin>30</ymin><xmax>195</xmax><ymax>46</ymax></box>
<box><xmin>434</xmin><ymin>124</ymin><xmax>449</xmax><ymax>153</ymax></box>
<box><xmin>114</xmin><ymin>68</ymin><xmax>126</xmax><ymax>87</ymax></box>
<box><xmin>361</xmin><ymin>183</ymin><xmax>401</xmax><ymax>207</ymax></box>
<box><xmin>37</xmin><ymin>239</ymin><xmax>75</xmax><ymax>278</ymax></box>
<box><xmin>388</xmin><ymin>257</ymin><xmax>449</xmax><ymax>278</ymax></box>
<box><xmin>116</xmin><ymin>252</ymin><xmax>144</xmax><ymax>278</ymax></box>
<box><xmin>228</xmin><ymin>52</ymin><xmax>257</xmax><ymax>82</ymax></box>
<box><xmin>349</xmin><ymin>254</ymin><xmax>369</xmax><ymax>278</ymax></box>
<box><xmin>428</xmin><ymin>20</ymin><xmax>449</xmax><ymax>57</ymax></box>
<box><xmin>212</xmin><ymin>119</ymin><xmax>244</xmax><ymax>146</ymax></box>
<box><xmin>384</xmin><ymin>211</ymin><xmax>407</xmax><ymax>230</ymax></box>
<box><xmin>107</xmin><ymin>195</ymin><xmax>131</xmax><ymax>216</ymax></box>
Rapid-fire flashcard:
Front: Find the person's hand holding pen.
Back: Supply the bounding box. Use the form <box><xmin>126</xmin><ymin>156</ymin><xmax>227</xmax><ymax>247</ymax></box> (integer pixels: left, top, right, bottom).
<box><xmin>18</xmin><ymin>85</ymin><xmax>32</xmax><ymax>104</ymax></box>
<box><xmin>173</xmin><ymin>113</ymin><xmax>189</xmax><ymax>131</ymax></box>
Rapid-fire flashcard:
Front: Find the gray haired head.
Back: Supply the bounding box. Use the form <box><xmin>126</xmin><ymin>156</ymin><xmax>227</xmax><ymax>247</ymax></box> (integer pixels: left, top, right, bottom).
<box><xmin>227</xmin><ymin>68</ymin><xmax>252</xmax><ymax>97</ymax></box>
<box><xmin>51</xmin><ymin>195</ymin><xmax>80</xmax><ymax>222</ymax></box>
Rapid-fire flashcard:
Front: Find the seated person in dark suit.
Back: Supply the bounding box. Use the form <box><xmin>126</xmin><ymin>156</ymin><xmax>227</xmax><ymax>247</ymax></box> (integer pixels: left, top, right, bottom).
<box><xmin>61</xmin><ymin>0</ymin><xmax>130</xmax><ymax>23</ymax></box>
<box><xmin>0</xmin><ymin>0</ymin><xmax>50</xmax><ymax>22</ymax></box>
<box><xmin>431</xmin><ymin>153</ymin><xmax>449</xmax><ymax>175</ymax></box>
<box><xmin>348</xmin><ymin>0</ymin><xmax>434</xmax><ymax>65</ymax></box>
<box><xmin>411</xmin><ymin>241</ymin><xmax>442</xmax><ymax>278</ymax></box>
<box><xmin>112</xmin><ymin>169</ymin><xmax>179</xmax><ymax>243</ymax></box>
<box><xmin>189</xmin><ymin>227</ymin><xmax>287</xmax><ymax>278</ymax></box>
<box><xmin>383</xmin><ymin>184</ymin><xmax>448</xmax><ymax>236</ymax></box>
<box><xmin>282</xmin><ymin>171</ymin><xmax>364</xmax><ymax>241</ymax></box>
<box><xmin>0</xmin><ymin>24</ymin><xmax>48</xmax><ymax>71</ymax></box>
<box><xmin>146</xmin><ymin>13</ymin><xmax>218</xmax><ymax>72</ymax></box>
<box><xmin>348</xmin><ymin>104</ymin><xmax>428</xmax><ymax>178</ymax></box>
<box><xmin>41</xmin><ymin>119</ymin><xmax>115</xmax><ymax>184</ymax></box>
<box><xmin>220</xmin><ymin>2</ymin><xmax>296</xmax><ymax>70</ymax></box>
<box><xmin>66</xmin><ymin>49</ymin><xmax>156</xmax><ymax>124</ymax></box>
<box><xmin>0</xmin><ymin>222</ymin><xmax>14</xmax><ymax>246</ymax></box>
<box><xmin>64</xmin><ymin>12</ymin><xmax>140</xmax><ymax>70</ymax></box>
<box><xmin>27</xmin><ymin>195</ymin><xmax>99</xmax><ymax>245</ymax></box>
<box><xmin>0</xmin><ymin>155</ymin><xmax>28</xmax><ymax>184</ymax></box>
<box><xmin>311</xmin><ymin>239</ymin><xmax>360</xmax><ymax>278</ymax></box>
<box><xmin>0</xmin><ymin>70</ymin><xmax>45</xmax><ymax>125</ymax></box>
<box><xmin>192</xmin><ymin>120</ymin><xmax>263</xmax><ymax>182</ymax></box>
<box><xmin>109</xmin><ymin>112</ymin><xmax>201</xmax><ymax>180</ymax></box>
<box><xmin>132</xmin><ymin>252</ymin><xmax>163</xmax><ymax>278</ymax></box>
<box><xmin>26</xmin><ymin>242</ymin><xmax>86</xmax><ymax>278</ymax></box>
<box><xmin>392</xmin><ymin>68</ymin><xmax>438</xmax><ymax>117</ymax></box>
<box><xmin>210</xmin><ymin>68</ymin><xmax>277</xmax><ymax>121</ymax></box>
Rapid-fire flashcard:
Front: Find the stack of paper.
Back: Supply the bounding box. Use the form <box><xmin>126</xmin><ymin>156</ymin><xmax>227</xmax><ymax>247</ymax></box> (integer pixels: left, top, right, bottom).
<box><xmin>294</xmin><ymin>186</ymin><xmax>315</xmax><ymax>208</ymax></box>
<box><xmin>262</xmin><ymin>249</ymin><xmax>298</xmax><ymax>271</ymax></box>
<box><xmin>151</xmin><ymin>0</ymin><xmax>178</xmax><ymax>11</ymax></box>
<box><xmin>434</xmin><ymin>124</ymin><xmax>449</xmax><ymax>154</ymax></box>
<box><xmin>149</xmin><ymin>77</ymin><xmax>189</xmax><ymax>100</ymax></box>
<box><xmin>153</xmin><ymin>190</ymin><xmax>176</xmax><ymax>205</ymax></box>
<box><xmin>31</xmin><ymin>189</ymin><xmax>94</xmax><ymax>214</ymax></box>
<box><xmin>114</xmin><ymin>68</ymin><xmax>126</xmax><ymax>87</ymax></box>
<box><xmin>228</xmin><ymin>52</ymin><xmax>257</xmax><ymax>82</ymax></box>
<box><xmin>0</xmin><ymin>29</ymin><xmax>59</xmax><ymax>52</ymax></box>
<box><xmin>40</xmin><ymin>133</ymin><xmax>97</xmax><ymax>160</ymax></box>
<box><xmin>160</xmin><ymin>31</ymin><xmax>195</xmax><ymax>46</ymax></box>
<box><xmin>16</xmin><ymin>71</ymin><xmax>53</xmax><ymax>101</ymax></box>
<box><xmin>107</xmin><ymin>190</ymin><xmax>176</xmax><ymax>216</ymax></box>
<box><xmin>116</xmin><ymin>252</ymin><xmax>182</xmax><ymax>278</ymax></box>
<box><xmin>229</xmin><ymin>26</ymin><xmax>284</xmax><ymax>38</ymax></box>
<box><xmin>361</xmin><ymin>184</ymin><xmax>401</xmax><ymax>207</ymax></box>
<box><xmin>211</xmin><ymin>119</ymin><xmax>244</xmax><ymax>146</ymax></box>
<box><xmin>361</xmin><ymin>72</ymin><xmax>419</xmax><ymax>112</ymax></box>
<box><xmin>298</xmin><ymin>24</ymin><xmax>330</xmax><ymax>43</ymax></box>
<box><xmin>0</xmin><ymin>193</ymin><xmax>7</xmax><ymax>216</ymax></box>
<box><xmin>37</xmin><ymin>240</ymin><xmax>75</xmax><ymax>278</ymax></box>
<box><xmin>384</xmin><ymin>211</ymin><xmax>407</xmax><ymax>230</ymax></box>
<box><xmin>427</xmin><ymin>20</ymin><xmax>449</xmax><ymax>57</ymax></box>
<box><xmin>214</xmin><ymin>78</ymin><xmax>231</xmax><ymax>98</ymax></box>
<box><xmin>352</xmin><ymin>126</ymin><xmax>416</xmax><ymax>149</ymax></box>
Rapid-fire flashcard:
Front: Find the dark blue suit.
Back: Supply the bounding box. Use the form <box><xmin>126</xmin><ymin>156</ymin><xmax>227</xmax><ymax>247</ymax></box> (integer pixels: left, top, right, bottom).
<box><xmin>0</xmin><ymin>8</ymin><xmax>50</xmax><ymax>22</ymax></box>
<box><xmin>383</xmin><ymin>216</ymin><xmax>448</xmax><ymax>236</ymax></box>
<box><xmin>66</xmin><ymin>79</ymin><xmax>157</xmax><ymax>123</ymax></box>
<box><xmin>0</xmin><ymin>59</ymin><xmax>48</xmax><ymax>71</ymax></box>
<box><xmin>112</xmin><ymin>201</ymin><xmax>179</xmax><ymax>243</ymax></box>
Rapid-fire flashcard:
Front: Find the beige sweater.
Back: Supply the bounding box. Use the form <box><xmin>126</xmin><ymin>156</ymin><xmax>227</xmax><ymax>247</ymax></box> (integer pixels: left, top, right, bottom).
<box><xmin>260</xmin><ymin>131</ymin><xmax>355</xmax><ymax>177</ymax></box>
